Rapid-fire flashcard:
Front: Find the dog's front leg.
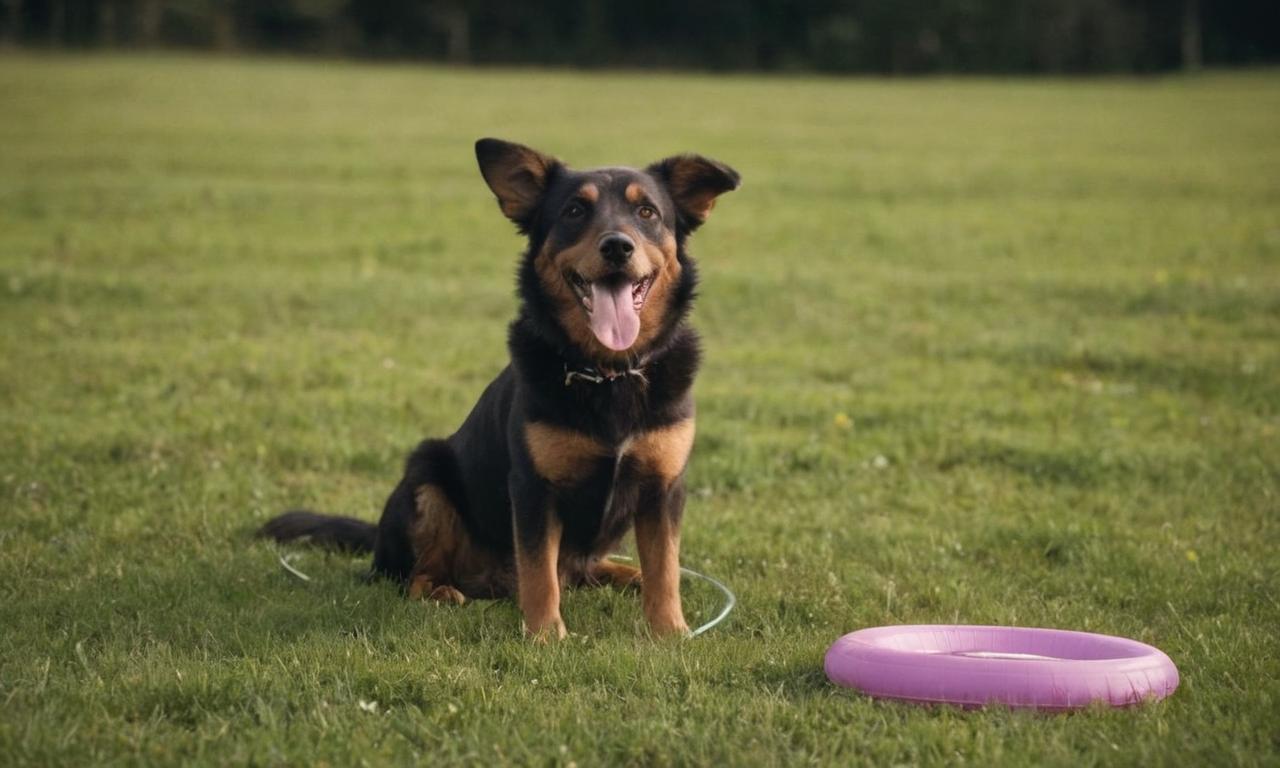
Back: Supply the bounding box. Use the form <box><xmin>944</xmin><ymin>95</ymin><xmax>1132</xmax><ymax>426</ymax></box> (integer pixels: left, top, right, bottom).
<box><xmin>635</xmin><ymin>479</ymin><xmax>690</xmax><ymax>637</ymax></box>
<box><xmin>511</xmin><ymin>493</ymin><xmax>566</xmax><ymax>641</ymax></box>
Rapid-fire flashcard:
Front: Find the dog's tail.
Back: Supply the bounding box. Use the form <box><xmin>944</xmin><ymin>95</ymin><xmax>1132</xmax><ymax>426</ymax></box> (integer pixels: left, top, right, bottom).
<box><xmin>256</xmin><ymin>510</ymin><xmax>377</xmax><ymax>554</ymax></box>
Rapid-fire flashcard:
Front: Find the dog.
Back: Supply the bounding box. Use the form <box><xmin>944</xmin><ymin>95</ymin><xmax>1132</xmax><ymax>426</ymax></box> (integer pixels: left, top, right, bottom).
<box><xmin>259</xmin><ymin>138</ymin><xmax>739</xmax><ymax>639</ymax></box>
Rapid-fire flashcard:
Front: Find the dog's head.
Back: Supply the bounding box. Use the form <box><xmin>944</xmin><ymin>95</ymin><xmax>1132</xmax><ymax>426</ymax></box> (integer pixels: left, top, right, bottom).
<box><xmin>476</xmin><ymin>138</ymin><xmax>739</xmax><ymax>364</ymax></box>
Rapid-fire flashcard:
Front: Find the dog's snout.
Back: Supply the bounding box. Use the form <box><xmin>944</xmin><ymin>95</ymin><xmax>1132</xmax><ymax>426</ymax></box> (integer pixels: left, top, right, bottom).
<box><xmin>598</xmin><ymin>233</ymin><xmax>635</xmax><ymax>265</ymax></box>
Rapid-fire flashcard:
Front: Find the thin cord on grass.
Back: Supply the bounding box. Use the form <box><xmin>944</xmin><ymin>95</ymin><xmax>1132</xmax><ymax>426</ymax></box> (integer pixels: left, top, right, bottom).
<box><xmin>276</xmin><ymin>550</ymin><xmax>312</xmax><ymax>582</ymax></box>
<box><xmin>604</xmin><ymin>554</ymin><xmax>736</xmax><ymax>637</ymax></box>
<box><xmin>274</xmin><ymin>550</ymin><xmax>736</xmax><ymax>637</ymax></box>
<box><xmin>681</xmin><ymin>564</ymin><xmax>736</xmax><ymax>637</ymax></box>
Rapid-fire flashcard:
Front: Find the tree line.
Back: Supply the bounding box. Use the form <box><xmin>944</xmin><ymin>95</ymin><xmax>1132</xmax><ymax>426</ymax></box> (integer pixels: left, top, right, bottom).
<box><xmin>3</xmin><ymin>0</ymin><xmax>1277</xmax><ymax>74</ymax></box>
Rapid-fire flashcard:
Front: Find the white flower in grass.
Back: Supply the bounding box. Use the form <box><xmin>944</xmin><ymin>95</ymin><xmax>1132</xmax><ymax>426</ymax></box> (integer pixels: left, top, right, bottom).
<box><xmin>358</xmin><ymin>699</ymin><xmax>379</xmax><ymax>714</ymax></box>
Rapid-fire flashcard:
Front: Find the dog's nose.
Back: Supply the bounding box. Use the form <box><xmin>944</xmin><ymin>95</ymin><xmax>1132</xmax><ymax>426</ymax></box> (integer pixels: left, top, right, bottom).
<box><xmin>598</xmin><ymin>233</ymin><xmax>635</xmax><ymax>265</ymax></box>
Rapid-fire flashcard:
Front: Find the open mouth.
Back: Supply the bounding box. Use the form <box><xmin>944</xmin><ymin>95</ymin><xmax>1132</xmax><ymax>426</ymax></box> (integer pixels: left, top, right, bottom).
<box><xmin>566</xmin><ymin>271</ymin><xmax>655</xmax><ymax>351</ymax></box>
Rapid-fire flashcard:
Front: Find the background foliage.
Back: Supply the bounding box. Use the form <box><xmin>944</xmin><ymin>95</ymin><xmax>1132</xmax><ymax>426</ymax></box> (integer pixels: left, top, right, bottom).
<box><xmin>3</xmin><ymin>0</ymin><xmax>1280</xmax><ymax>73</ymax></box>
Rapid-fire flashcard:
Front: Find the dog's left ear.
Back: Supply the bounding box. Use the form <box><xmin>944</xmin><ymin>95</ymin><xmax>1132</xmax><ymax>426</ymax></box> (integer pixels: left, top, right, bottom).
<box><xmin>475</xmin><ymin>138</ymin><xmax>560</xmax><ymax>227</ymax></box>
<box><xmin>647</xmin><ymin>154</ymin><xmax>741</xmax><ymax>230</ymax></box>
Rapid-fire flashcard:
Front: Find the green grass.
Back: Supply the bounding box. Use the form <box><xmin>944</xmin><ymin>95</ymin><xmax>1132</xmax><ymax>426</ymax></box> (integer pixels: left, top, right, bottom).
<box><xmin>2</xmin><ymin>53</ymin><xmax>1279</xmax><ymax>766</ymax></box>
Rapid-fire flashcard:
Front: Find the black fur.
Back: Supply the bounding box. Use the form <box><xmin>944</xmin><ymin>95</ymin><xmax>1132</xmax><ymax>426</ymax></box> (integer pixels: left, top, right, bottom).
<box><xmin>259</xmin><ymin>138</ymin><xmax>738</xmax><ymax>608</ymax></box>
<box><xmin>256</xmin><ymin>510</ymin><xmax>377</xmax><ymax>553</ymax></box>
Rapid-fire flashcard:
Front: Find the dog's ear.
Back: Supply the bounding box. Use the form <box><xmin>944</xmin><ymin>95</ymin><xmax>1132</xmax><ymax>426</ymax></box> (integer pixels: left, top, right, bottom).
<box><xmin>475</xmin><ymin>138</ymin><xmax>559</xmax><ymax>226</ymax></box>
<box><xmin>647</xmin><ymin>154</ymin><xmax>741</xmax><ymax>230</ymax></box>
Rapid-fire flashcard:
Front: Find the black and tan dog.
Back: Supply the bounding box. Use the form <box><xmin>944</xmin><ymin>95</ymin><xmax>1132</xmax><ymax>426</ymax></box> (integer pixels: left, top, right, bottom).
<box><xmin>259</xmin><ymin>139</ymin><xmax>739</xmax><ymax>639</ymax></box>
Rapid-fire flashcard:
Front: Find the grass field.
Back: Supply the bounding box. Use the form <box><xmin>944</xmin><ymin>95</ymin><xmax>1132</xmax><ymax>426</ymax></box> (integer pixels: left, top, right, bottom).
<box><xmin>1</xmin><ymin>53</ymin><xmax>1278</xmax><ymax>766</ymax></box>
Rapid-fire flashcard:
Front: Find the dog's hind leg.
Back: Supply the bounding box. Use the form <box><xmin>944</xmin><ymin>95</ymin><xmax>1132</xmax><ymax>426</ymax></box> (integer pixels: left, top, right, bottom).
<box><xmin>588</xmin><ymin>558</ymin><xmax>642</xmax><ymax>590</ymax></box>
<box><xmin>406</xmin><ymin>483</ymin><xmax>471</xmax><ymax>605</ymax></box>
<box><xmin>374</xmin><ymin>438</ymin><xmax>488</xmax><ymax>602</ymax></box>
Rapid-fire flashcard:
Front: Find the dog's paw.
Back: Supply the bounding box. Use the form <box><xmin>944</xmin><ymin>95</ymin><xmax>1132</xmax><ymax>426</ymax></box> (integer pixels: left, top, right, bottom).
<box><xmin>644</xmin><ymin>609</ymin><xmax>690</xmax><ymax>639</ymax></box>
<box><xmin>523</xmin><ymin>615</ymin><xmax>568</xmax><ymax>642</ymax></box>
<box><xmin>649</xmin><ymin>620</ymin><xmax>691</xmax><ymax>639</ymax></box>
<box><xmin>408</xmin><ymin>577</ymin><xmax>466</xmax><ymax>605</ymax></box>
<box><xmin>427</xmin><ymin>585</ymin><xmax>466</xmax><ymax>605</ymax></box>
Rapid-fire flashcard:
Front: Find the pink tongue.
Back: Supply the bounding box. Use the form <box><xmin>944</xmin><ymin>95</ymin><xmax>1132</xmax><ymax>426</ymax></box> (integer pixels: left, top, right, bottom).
<box><xmin>589</xmin><ymin>281</ymin><xmax>640</xmax><ymax>351</ymax></box>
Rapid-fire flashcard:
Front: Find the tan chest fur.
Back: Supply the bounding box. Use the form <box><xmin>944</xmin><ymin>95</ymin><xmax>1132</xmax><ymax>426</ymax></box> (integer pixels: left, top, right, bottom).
<box><xmin>524</xmin><ymin>419</ymin><xmax>694</xmax><ymax>488</ymax></box>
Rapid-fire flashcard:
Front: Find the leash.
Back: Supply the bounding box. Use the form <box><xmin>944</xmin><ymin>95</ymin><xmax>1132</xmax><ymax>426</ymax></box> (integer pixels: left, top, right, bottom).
<box><xmin>604</xmin><ymin>554</ymin><xmax>737</xmax><ymax>637</ymax></box>
<box><xmin>681</xmin><ymin>562</ymin><xmax>737</xmax><ymax>637</ymax></box>
<box><xmin>273</xmin><ymin>549</ymin><xmax>736</xmax><ymax>637</ymax></box>
<box><xmin>276</xmin><ymin>550</ymin><xmax>312</xmax><ymax>582</ymax></box>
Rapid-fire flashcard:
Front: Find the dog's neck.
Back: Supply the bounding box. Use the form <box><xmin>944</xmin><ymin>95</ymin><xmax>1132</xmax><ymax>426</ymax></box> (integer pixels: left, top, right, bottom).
<box><xmin>507</xmin><ymin>313</ymin><xmax>694</xmax><ymax>393</ymax></box>
<box><xmin>561</xmin><ymin>359</ymin><xmax>649</xmax><ymax>387</ymax></box>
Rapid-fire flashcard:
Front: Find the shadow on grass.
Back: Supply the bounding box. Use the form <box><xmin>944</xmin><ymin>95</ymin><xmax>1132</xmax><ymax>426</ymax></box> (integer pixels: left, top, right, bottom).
<box><xmin>937</xmin><ymin>441</ymin><xmax>1111</xmax><ymax>488</ymax></box>
<box><xmin>933</xmin><ymin>437</ymin><xmax>1206</xmax><ymax>491</ymax></box>
<box><xmin>994</xmin><ymin>344</ymin><xmax>1276</xmax><ymax>411</ymax></box>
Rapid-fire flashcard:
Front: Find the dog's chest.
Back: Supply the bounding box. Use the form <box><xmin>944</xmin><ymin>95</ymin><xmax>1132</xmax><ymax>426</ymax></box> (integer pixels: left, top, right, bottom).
<box><xmin>524</xmin><ymin>420</ymin><xmax>692</xmax><ymax>486</ymax></box>
<box><xmin>523</xmin><ymin>419</ymin><xmax>694</xmax><ymax>547</ymax></box>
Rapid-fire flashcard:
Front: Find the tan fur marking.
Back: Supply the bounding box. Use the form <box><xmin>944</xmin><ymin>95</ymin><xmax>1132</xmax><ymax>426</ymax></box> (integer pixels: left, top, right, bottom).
<box><xmin>409</xmin><ymin>484</ymin><xmax>502</xmax><ymax>598</ymax></box>
<box><xmin>670</xmin><ymin>163</ymin><xmax>719</xmax><ymax>221</ymax></box>
<box><xmin>578</xmin><ymin>183</ymin><xmax>599</xmax><ymax>203</ymax></box>
<box><xmin>589</xmin><ymin>558</ymin><xmax>643</xmax><ymax>589</ymax></box>
<box><xmin>634</xmin><ymin>513</ymin><xmax>687</xmax><ymax>636</ymax></box>
<box><xmin>407</xmin><ymin>574</ymin><xmax>432</xmax><ymax>600</ymax></box>
<box><xmin>516</xmin><ymin>513</ymin><xmax>566</xmax><ymax>640</ymax></box>
<box><xmin>534</xmin><ymin>239</ymin><xmax>620</xmax><ymax>361</ymax></box>
<box><xmin>411</xmin><ymin>484</ymin><xmax>463</xmax><ymax>579</ymax></box>
<box><xmin>628</xmin><ymin>418</ymin><xmax>695</xmax><ymax>485</ymax></box>
<box><xmin>524</xmin><ymin>422</ymin><xmax>610</xmax><ymax>485</ymax></box>
<box><xmin>533</xmin><ymin>239</ymin><xmax>592</xmax><ymax>350</ymax></box>
<box><xmin>534</xmin><ymin>228</ymin><xmax>667</xmax><ymax>364</ymax></box>
<box><xmin>634</xmin><ymin>232</ymin><xmax>680</xmax><ymax>350</ymax></box>
<box><xmin>625</xmin><ymin>182</ymin><xmax>646</xmax><ymax>205</ymax></box>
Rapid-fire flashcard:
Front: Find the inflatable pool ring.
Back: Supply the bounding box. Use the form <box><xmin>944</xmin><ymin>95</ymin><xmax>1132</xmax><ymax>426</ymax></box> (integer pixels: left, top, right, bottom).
<box><xmin>825</xmin><ymin>624</ymin><xmax>1179</xmax><ymax>710</ymax></box>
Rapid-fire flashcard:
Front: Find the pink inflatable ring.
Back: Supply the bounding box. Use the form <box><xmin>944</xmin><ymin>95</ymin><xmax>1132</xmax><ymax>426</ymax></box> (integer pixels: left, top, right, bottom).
<box><xmin>824</xmin><ymin>625</ymin><xmax>1179</xmax><ymax>710</ymax></box>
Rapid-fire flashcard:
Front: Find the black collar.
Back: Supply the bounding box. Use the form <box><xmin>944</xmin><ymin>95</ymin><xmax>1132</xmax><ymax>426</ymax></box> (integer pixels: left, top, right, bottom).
<box><xmin>563</xmin><ymin>361</ymin><xmax>648</xmax><ymax>387</ymax></box>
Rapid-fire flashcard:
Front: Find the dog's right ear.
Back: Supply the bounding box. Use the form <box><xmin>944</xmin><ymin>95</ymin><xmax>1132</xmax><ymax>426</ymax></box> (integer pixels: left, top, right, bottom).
<box><xmin>475</xmin><ymin>138</ymin><xmax>559</xmax><ymax>227</ymax></box>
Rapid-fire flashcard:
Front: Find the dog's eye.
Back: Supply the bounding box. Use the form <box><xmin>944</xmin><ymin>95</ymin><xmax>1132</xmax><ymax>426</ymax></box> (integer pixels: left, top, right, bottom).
<box><xmin>563</xmin><ymin>202</ymin><xmax>588</xmax><ymax>219</ymax></box>
<box><xmin>637</xmin><ymin>205</ymin><xmax>658</xmax><ymax>220</ymax></box>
